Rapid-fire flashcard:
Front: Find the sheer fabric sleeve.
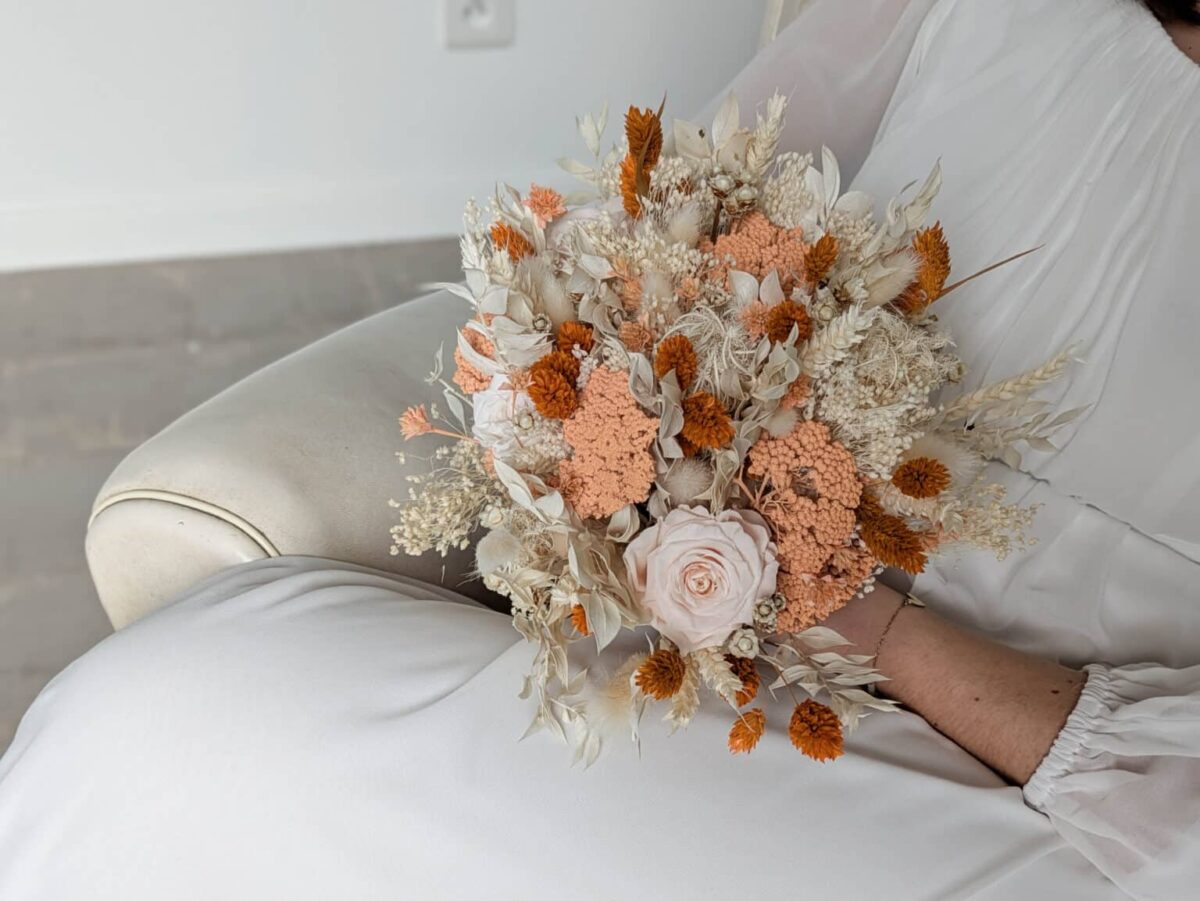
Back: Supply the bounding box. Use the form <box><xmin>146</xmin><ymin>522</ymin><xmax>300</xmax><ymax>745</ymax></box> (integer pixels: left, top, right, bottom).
<box><xmin>1024</xmin><ymin>662</ymin><xmax>1200</xmax><ymax>900</ymax></box>
<box><xmin>698</xmin><ymin>0</ymin><xmax>940</xmax><ymax>183</ymax></box>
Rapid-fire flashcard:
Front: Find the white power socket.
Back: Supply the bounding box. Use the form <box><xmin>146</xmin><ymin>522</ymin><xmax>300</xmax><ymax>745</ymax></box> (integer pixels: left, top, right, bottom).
<box><xmin>442</xmin><ymin>0</ymin><xmax>515</xmax><ymax>49</ymax></box>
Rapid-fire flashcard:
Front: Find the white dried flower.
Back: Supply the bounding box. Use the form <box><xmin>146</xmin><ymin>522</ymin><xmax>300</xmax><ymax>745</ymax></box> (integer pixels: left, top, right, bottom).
<box><xmin>479</xmin><ymin>504</ymin><xmax>506</xmax><ymax>529</ymax></box>
<box><xmin>763</xmin><ymin>405</ymin><xmax>799</xmax><ymax>438</ymax></box>
<box><xmin>666</xmin><ymin>202</ymin><xmax>704</xmax><ymax>246</ymax></box>
<box><xmin>727</xmin><ymin>627</ymin><xmax>760</xmax><ymax>659</ymax></box>
<box><xmin>659</xmin><ymin>458</ymin><xmax>714</xmax><ymax>505</ymax></box>
<box><xmin>476</xmin><ymin>528</ymin><xmax>523</xmax><ymax>576</ymax></box>
<box><xmin>472</xmin><ymin>375</ymin><xmax>536</xmax><ymax>462</ymax></box>
<box><xmin>863</xmin><ymin>250</ymin><xmax>918</xmax><ymax>309</ymax></box>
<box><xmin>753</xmin><ymin>599</ymin><xmax>779</xmax><ymax>631</ymax></box>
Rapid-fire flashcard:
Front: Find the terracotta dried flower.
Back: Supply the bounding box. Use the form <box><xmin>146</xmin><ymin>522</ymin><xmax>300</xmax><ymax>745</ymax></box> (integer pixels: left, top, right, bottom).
<box><xmin>490</xmin><ymin>222</ymin><xmax>534</xmax><ymax>262</ymax></box>
<box><xmin>531</xmin><ymin>349</ymin><xmax>581</xmax><ymax>382</ymax></box>
<box><xmin>528</xmin><ymin>367</ymin><xmax>578</xmax><ymax>419</ymax></box>
<box><xmin>728</xmin><ymin>708</ymin><xmax>767</xmax><ymax>755</ymax></box>
<box><xmin>892</xmin><ymin>456</ymin><xmax>952</xmax><ymax>499</ymax></box>
<box><xmin>556</xmin><ymin>321</ymin><xmax>595</xmax><ymax>354</ymax></box>
<box><xmin>765</xmin><ymin>299</ymin><xmax>813</xmax><ymax>344</ymax></box>
<box><xmin>789</xmin><ymin>699</ymin><xmax>844</xmax><ymax>762</ymax></box>
<box><xmin>620</xmin><ymin>153</ymin><xmax>643</xmax><ymax>218</ymax></box>
<box><xmin>804</xmin><ymin>233</ymin><xmax>840</xmax><ymax>285</ymax></box>
<box><xmin>858</xmin><ymin>495</ymin><xmax>928</xmax><ymax>574</ymax></box>
<box><xmin>570</xmin><ymin>603</ymin><xmax>590</xmax><ymax>637</ymax></box>
<box><xmin>895</xmin><ymin>222</ymin><xmax>951</xmax><ymax>315</ymax></box>
<box><xmin>620</xmin><ymin>102</ymin><xmax>664</xmax><ymax>218</ymax></box>
<box><xmin>635</xmin><ymin>648</ymin><xmax>687</xmax><ymax>699</ymax></box>
<box><xmin>625</xmin><ymin>104</ymin><xmax>664</xmax><ymax>171</ymax></box>
<box><xmin>653</xmin><ymin>334</ymin><xmax>699</xmax><ymax>391</ymax></box>
<box><xmin>681</xmin><ymin>392</ymin><xmax>735</xmax><ymax>449</ymax></box>
<box><xmin>726</xmin><ymin>654</ymin><xmax>760</xmax><ymax>707</ymax></box>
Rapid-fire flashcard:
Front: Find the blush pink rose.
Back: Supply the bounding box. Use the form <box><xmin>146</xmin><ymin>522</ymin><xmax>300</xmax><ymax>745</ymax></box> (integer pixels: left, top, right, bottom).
<box><xmin>622</xmin><ymin>506</ymin><xmax>778</xmax><ymax>654</ymax></box>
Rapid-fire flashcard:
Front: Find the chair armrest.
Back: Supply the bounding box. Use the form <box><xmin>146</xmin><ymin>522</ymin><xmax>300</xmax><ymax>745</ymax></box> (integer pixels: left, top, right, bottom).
<box><xmin>86</xmin><ymin>290</ymin><xmax>490</xmax><ymax>628</ymax></box>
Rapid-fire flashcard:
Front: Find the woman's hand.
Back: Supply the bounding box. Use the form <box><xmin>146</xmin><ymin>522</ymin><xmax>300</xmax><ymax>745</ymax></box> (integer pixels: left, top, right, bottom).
<box><xmin>820</xmin><ymin>583</ymin><xmax>1086</xmax><ymax>784</ymax></box>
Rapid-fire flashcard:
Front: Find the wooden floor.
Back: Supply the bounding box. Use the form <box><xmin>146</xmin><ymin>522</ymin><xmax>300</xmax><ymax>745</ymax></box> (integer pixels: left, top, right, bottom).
<box><xmin>0</xmin><ymin>238</ymin><xmax>460</xmax><ymax>751</ymax></box>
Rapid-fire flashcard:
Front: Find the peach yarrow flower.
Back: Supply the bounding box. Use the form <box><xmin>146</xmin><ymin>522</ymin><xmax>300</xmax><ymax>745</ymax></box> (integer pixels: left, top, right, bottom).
<box><xmin>558</xmin><ymin>366</ymin><xmax>659</xmax><ymax>519</ymax></box>
<box><xmin>453</xmin><ymin>328</ymin><xmax>495</xmax><ymax>394</ymax></box>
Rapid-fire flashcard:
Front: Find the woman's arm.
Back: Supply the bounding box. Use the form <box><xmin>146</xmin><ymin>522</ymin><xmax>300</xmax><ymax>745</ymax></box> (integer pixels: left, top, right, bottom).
<box><xmin>822</xmin><ymin>584</ymin><xmax>1086</xmax><ymax>784</ymax></box>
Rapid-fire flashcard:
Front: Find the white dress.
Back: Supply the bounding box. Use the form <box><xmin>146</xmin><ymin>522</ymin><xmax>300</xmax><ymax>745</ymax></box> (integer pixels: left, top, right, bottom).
<box><xmin>2</xmin><ymin>2</ymin><xmax>1197</xmax><ymax>899</ymax></box>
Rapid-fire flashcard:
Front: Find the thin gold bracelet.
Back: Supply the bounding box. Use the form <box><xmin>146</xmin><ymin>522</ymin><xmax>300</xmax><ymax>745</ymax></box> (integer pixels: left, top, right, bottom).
<box><xmin>873</xmin><ymin>593</ymin><xmax>926</xmax><ymax>662</ymax></box>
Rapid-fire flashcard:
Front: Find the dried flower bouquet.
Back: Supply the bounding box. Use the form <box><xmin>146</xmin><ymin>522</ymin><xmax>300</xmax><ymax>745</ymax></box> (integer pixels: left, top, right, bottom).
<box><xmin>391</xmin><ymin>94</ymin><xmax>1077</xmax><ymax>765</ymax></box>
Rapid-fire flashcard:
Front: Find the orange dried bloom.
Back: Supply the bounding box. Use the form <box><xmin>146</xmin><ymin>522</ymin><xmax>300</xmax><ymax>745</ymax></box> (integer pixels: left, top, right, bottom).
<box><xmin>621</xmin><ymin>102</ymin><xmax>666</xmax><ymax>216</ymax></box>
<box><xmin>681</xmin><ymin>392</ymin><xmax>735</xmax><ymax>449</ymax></box>
<box><xmin>728</xmin><ymin>708</ymin><xmax>767</xmax><ymax>755</ymax></box>
<box><xmin>700</xmin><ymin>211</ymin><xmax>808</xmax><ymax>292</ymax></box>
<box><xmin>858</xmin><ymin>495</ymin><xmax>928</xmax><ymax>574</ymax></box>
<box><xmin>618</xmin><ymin>320</ymin><xmax>653</xmax><ymax>353</ymax></box>
<box><xmin>789</xmin><ymin>700</ymin><xmax>844</xmax><ymax>762</ymax></box>
<box><xmin>399</xmin><ymin>405</ymin><xmax>432</xmax><ymax>440</ymax></box>
<box><xmin>558</xmin><ymin>366</ymin><xmax>660</xmax><ymax>519</ymax></box>
<box><xmin>896</xmin><ymin>223</ymin><xmax>952</xmax><ymax>315</ymax></box>
<box><xmin>531</xmin><ymin>350</ymin><xmax>581</xmax><ymax>382</ymax></box>
<box><xmin>452</xmin><ymin>328</ymin><xmax>495</xmax><ymax>394</ymax></box>
<box><xmin>727</xmin><ymin>655</ymin><xmax>760</xmax><ymax>707</ymax></box>
<box><xmin>490</xmin><ymin>221</ymin><xmax>533</xmax><ymax>262</ymax></box>
<box><xmin>804</xmin><ymin>233</ymin><xmax>840</xmax><ymax>286</ymax></box>
<box><xmin>556</xmin><ymin>320</ymin><xmax>595</xmax><ymax>354</ymax></box>
<box><xmin>528</xmin><ymin>368</ymin><xmax>578</xmax><ymax>419</ymax></box>
<box><xmin>620</xmin><ymin>153</ymin><xmax>644</xmax><ymax>218</ymax></box>
<box><xmin>570</xmin><ymin>603</ymin><xmax>590</xmax><ymax>637</ymax></box>
<box><xmin>765</xmin><ymin>299</ymin><xmax>813</xmax><ymax>345</ymax></box>
<box><xmin>892</xmin><ymin>457</ymin><xmax>952</xmax><ymax>499</ymax></box>
<box><xmin>653</xmin><ymin>334</ymin><xmax>699</xmax><ymax>391</ymax></box>
<box><xmin>526</xmin><ymin>184</ymin><xmax>566</xmax><ymax>228</ymax></box>
<box><xmin>635</xmin><ymin>648</ymin><xmax>686</xmax><ymax>699</ymax></box>
<box><xmin>625</xmin><ymin>105</ymin><xmax>664</xmax><ymax>171</ymax></box>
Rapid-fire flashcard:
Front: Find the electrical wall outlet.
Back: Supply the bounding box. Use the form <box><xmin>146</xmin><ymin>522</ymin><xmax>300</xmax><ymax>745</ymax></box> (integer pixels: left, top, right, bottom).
<box><xmin>442</xmin><ymin>0</ymin><xmax>515</xmax><ymax>49</ymax></box>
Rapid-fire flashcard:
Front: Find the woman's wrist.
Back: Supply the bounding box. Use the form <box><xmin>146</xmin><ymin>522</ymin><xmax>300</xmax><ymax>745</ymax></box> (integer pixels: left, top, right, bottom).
<box><xmin>819</xmin><ymin>582</ymin><xmax>907</xmax><ymax>658</ymax></box>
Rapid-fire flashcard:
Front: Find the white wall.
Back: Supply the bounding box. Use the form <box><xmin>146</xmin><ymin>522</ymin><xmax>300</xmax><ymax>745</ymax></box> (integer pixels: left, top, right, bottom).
<box><xmin>0</xmin><ymin>0</ymin><xmax>765</xmax><ymax>271</ymax></box>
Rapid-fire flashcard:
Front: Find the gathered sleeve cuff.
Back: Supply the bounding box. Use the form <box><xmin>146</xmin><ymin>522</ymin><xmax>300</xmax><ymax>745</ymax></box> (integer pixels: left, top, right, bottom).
<box><xmin>1024</xmin><ymin>662</ymin><xmax>1200</xmax><ymax>899</ymax></box>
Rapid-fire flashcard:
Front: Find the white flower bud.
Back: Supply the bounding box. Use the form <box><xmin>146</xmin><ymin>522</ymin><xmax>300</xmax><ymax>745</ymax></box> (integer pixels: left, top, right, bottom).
<box><xmin>727</xmin><ymin>626</ymin><xmax>760</xmax><ymax>659</ymax></box>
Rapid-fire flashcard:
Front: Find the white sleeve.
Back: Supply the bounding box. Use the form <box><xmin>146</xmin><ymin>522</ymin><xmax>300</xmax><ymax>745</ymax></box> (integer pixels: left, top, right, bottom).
<box><xmin>1024</xmin><ymin>663</ymin><xmax>1200</xmax><ymax>900</ymax></box>
<box><xmin>698</xmin><ymin>0</ymin><xmax>941</xmax><ymax>183</ymax></box>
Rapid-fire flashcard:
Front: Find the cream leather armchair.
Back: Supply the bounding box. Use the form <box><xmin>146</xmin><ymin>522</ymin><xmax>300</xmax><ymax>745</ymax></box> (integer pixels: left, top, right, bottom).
<box><xmin>85</xmin><ymin>290</ymin><xmax>490</xmax><ymax>628</ymax></box>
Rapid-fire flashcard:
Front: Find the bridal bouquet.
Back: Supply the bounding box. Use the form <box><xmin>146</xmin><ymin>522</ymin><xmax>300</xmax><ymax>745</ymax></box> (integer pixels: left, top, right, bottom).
<box><xmin>391</xmin><ymin>94</ymin><xmax>1074</xmax><ymax>765</ymax></box>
